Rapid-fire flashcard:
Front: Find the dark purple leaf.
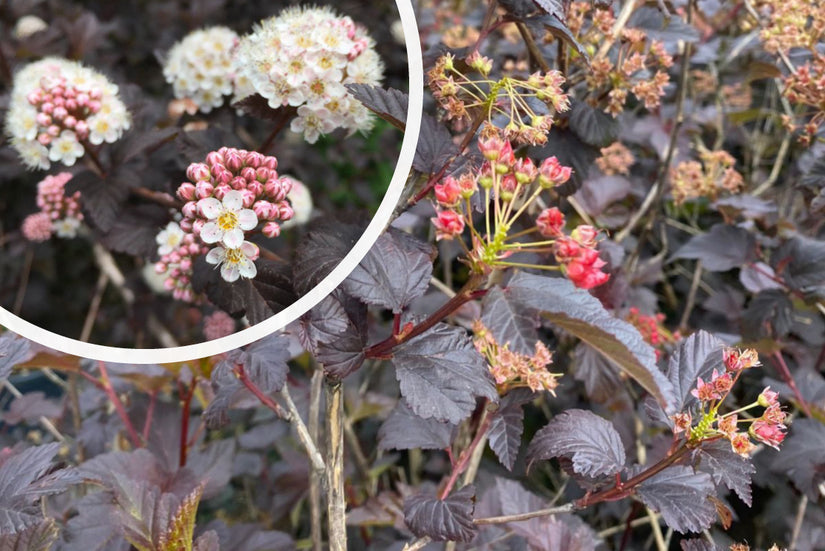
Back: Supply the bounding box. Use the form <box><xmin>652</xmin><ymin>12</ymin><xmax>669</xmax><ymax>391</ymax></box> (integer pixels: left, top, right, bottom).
<box><xmin>112</xmin><ymin>127</ymin><xmax>178</xmax><ymax>165</ymax></box>
<box><xmin>771</xmin><ymin>419</ymin><xmax>825</xmax><ymax>499</ymax></box>
<box><xmin>533</xmin><ymin>14</ymin><xmax>590</xmax><ymax>63</ymax></box>
<box><xmin>0</xmin><ymin>518</ymin><xmax>58</xmax><ymax>551</ymax></box>
<box><xmin>572</xmin><ymin>343</ymin><xmax>624</xmax><ymax>404</ymax></box>
<box><xmin>522</xmin><ymin>515</ymin><xmax>602</xmax><ymax>551</ymax></box>
<box><xmin>568</xmin><ymin>99</ymin><xmax>618</xmax><ymax>147</ymax></box>
<box><xmin>0</xmin><ymin>333</ymin><xmax>33</xmax><ymax>382</ymax></box>
<box><xmin>342</xmin><ymin>229</ymin><xmax>434</xmax><ymax>313</ymax></box>
<box><xmin>714</xmin><ymin>195</ymin><xmax>776</xmax><ymax>218</ymax></box>
<box><xmin>498</xmin><ymin>0</ymin><xmax>540</xmax><ymax>18</ymax></box>
<box><xmin>531</xmin><ymin>0</ymin><xmax>565</xmax><ymax>21</ymax></box>
<box><xmin>739</xmin><ymin>262</ymin><xmax>783</xmax><ymax>293</ymax></box>
<box><xmin>694</xmin><ymin>440</ymin><xmax>755</xmax><ymax>506</ymax></box>
<box><xmin>66</xmin><ymin>169</ymin><xmax>132</xmax><ymax>233</ymax></box>
<box><xmin>680</xmin><ymin>538</ymin><xmax>717</xmax><ymax>551</ymax></box>
<box><xmin>574</xmin><ymin>174</ymin><xmax>632</xmax><ymax>217</ymax></box>
<box><xmin>671</xmin><ymin>224</ymin><xmax>756</xmax><ymax>272</ymax></box>
<box><xmin>488</xmin><ymin>388</ymin><xmax>534</xmax><ymax>470</ymax></box>
<box><xmin>646</xmin><ymin>330</ymin><xmax>724</xmax><ymax>426</ymax></box>
<box><xmin>527</xmin><ymin>409</ymin><xmax>626</xmax><ymax>477</ymax></box>
<box><xmin>393</xmin><ymin>323</ymin><xmax>498</xmax><ymax>424</ymax></box>
<box><xmin>414</xmin><ymin>114</ymin><xmax>457</xmax><ymax>175</ymax></box>
<box><xmin>293</xmin><ymin>219</ymin><xmax>365</xmax><ymax>294</ymax></box>
<box><xmin>303</xmin><ymin>289</ymin><xmax>368</xmax><ymax>379</ymax></box>
<box><xmin>378</xmin><ymin>402</ymin><xmax>455</xmax><ymax>451</ymax></box>
<box><xmin>507</xmin><ymin>272</ymin><xmax>675</xmax><ymax>413</ymax></box>
<box><xmin>404</xmin><ymin>485</ymin><xmax>477</xmax><ymax>543</ymax></box>
<box><xmin>636</xmin><ymin>465</ymin><xmax>715</xmax><ymax>533</ymax></box>
<box><xmin>741</xmin><ymin>290</ymin><xmax>793</xmax><ymax>340</ymax></box>
<box><xmin>61</xmin><ymin>12</ymin><xmax>104</xmax><ymax>57</ymax></box>
<box><xmin>627</xmin><ymin>6</ymin><xmax>700</xmax><ymax>44</ymax></box>
<box><xmin>231</xmin><ymin>94</ymin><xmax>287</xmax><ymax>121</ymax></box>
<box><xmin>345</xmin><ymin>84</ymin><xmax>408</xmax><ymax>131</ymax></box>
<box><xmin>481</xmin><ymin>286</ymin><xmax>538</xmax><ymax>356</ymax></box>
<box><xmin>2</xmin><ymin>392</ymin><xmax>62</xmax><ymax>425</ymax></box>
<box><xmin>772</xmin><ymin>235</ymin><xmax>825</xmax><ymax>297</ymax></box>
<box><xmin>62</xmin><ymin>492</ymin><xmax>129</xmax><ymax>551</ymax></box>
<box><xmin>0</xmin><ymin>443</ymin><xmax>62</xmax><ymax>512</ymax></box>
<box><xmin>204</xmin><ymin>520</ymin><xmax>294</xmax><ymax>551</ymax></box>
<box><xmin>185</xmin><ymin>439</ymin><xmax>236</xmax><ymax>500</ymax></box>
<box><xmin>193</xmin><ymin>530</ymin><xmax>220</xmax><ymax>551</ymax></box>
<box><xmin>529</xmin><ymin>128</ymin><xmax>597</xmax><ymax>196</ymax></box>
<box><xmin>99</xmin><ymin>204</ymin><xmax>170</xmax><ymax>257</ymax></box>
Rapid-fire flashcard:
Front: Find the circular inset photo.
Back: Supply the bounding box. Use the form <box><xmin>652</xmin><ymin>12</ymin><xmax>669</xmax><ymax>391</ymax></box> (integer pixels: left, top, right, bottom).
<box><xmin>0</xmin><ymin>0</ymin><xmax>422</xmax><ymax>361</ymax></box>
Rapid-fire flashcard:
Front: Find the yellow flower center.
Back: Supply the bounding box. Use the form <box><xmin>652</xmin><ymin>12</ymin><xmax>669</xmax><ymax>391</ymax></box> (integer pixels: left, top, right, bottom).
<box><xmin>225</xmin><ymin>248</ymin><xmax>245</xmax><ymax>264</ymax></box>
<box><xmin>217</xmin><ymin>211</ymin><xmax>238</xmax><ymax>230</ymax></box>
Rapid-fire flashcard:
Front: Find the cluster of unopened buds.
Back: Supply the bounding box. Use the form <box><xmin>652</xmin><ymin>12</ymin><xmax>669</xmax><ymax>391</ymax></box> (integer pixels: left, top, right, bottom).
<box><xmin>21</xmin><ymin>172</ymin><xmax>83</xmax><ymax>242</ymax></box>
<box><xmin>670</xmin><ymin>148</ymin><xmax>744</xmax><ymax>204</ymax></box>
<box><xmin>595</xmin><ymin>142</ymin><xmax>635</xmax><ymax>176</ymax></box>
<box><xmin>473</xmin><ymin>321</ymin><xmax>559</xmax><ymax>393</ymax></box>
<box><xmin>566</xmin><ymin>2</ymin><xmax>673</xmax><ymax>116</ymax></box>
<box><xmin>626</xmin><ymin>307</ymin><xmax>680</xmax><ymax>360</ymax></box>
<box><xmin>430</xmin><ymin>129</ymin><xmax>610</xmax><ymax>289</ymax></box>
<box><xmin>154</xmin><ymin>147</ymin><xmax>295</xmax><ymax>297</ymax></box>
<box><xmin>428</xmin><ymin>52</ymin><xmax>569</xmax><ymax>145</ymax></box>
<box><xmin>672</xmin><ymin>348</ymin><xmax>786</xmax><ymax>457</ymax></box>
<box><xmin>5</xmin><ymin>57</ymin><xmax>131</xmax><ymax>169</ymax></box>
<box><xmin>780</xmin><ymin>56</ymin><xmax>825</xmax><ymax>146</ymax></box>
<box><xmin>233</xmin><ymin>5</ymin><xmax>383</xmax><ymax>143</ymax></box>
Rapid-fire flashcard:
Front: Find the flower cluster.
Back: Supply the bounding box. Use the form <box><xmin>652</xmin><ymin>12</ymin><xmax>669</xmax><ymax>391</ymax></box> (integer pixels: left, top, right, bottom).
<box><xmin>203</xmin><ymin>310</ymin><xmax>237</xmax><ymax>340</ymax></box>
<box><xmin>781</xmin><ymin>56</ymin><xmax>825</xmax><ymax>146</ymax></box>
<box><xmin>672</xmin><ymin>348</ymin><xmax>786</xmax><ymax>457</ymax></box>
<box><xmin>595</xmin><ymin>142</ymin><xmax>635</xmax><ymax>176</ymax></box>
<box><xmin>154</xmin><ymin>222</ymin><xmax>210</xmax><ymax>302</ymax></box>
<box><xmin>21</xmin><ymin>172</ymin><xmax>83</xmax><ymax>241</ymax></box>
<box><xmin>564</xmin><ymin>2</ymin><xmax>673</xmax><ymax>116</ymax></box>
<box><xmin>233</xmin><ymin>5</ymin><xmax>384</xmax><ymax>143</ymax></box>
<box><xmin>5</xmin><ymin>57</ymin><xmax>131</xmax><ymax>169</ymax></box>
<box><xmin>430</xmin><ymin>128</ymin><xmax>610</xmax><ymax>289</ymax></box>
<box><xmin>473</xmin><ymin>321</ymin><xmax>559</xmax><ymax>393</ymax></box>
<box><xmin>756</xmin><ymin>0</ymin><xmax>825</xmax><ymax>54</ymax></box>
<box><xmin>625</xmin><ymin>307</ymin><xmax>680</xmax><ymax>360</ymax></box>
<box><xmin>428</xmin><ymin>52</ymin><xmax>569</xmax><ymax>145</ymax></box>
<box><xmin>670</xmin><ymin>148</ymin><xmax>744</xmax><ymax>204</ymax></box>
<box><xmin>162</xmin><ymin>27</ymin><xmax>240</xmax><ymax>114</ymax></box>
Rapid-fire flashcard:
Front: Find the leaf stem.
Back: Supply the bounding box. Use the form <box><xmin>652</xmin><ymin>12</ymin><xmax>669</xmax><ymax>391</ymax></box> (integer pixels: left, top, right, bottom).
<box><xmin>473</xmin><ymin>503</ymin><xmax>576</xmax><ymax>525</ymax></box>
<box><xmin>440</xmin><ymin>403</ymin><xmax>493</xmax><ymax>499</ymax></box>
<box><xmin>178</xmin><ymin>377</ymin><xmax>196</xmax><ymax>467</ymax></box>
<box><xmin>97</xmin><ymin>361</ymin><xmax>142</xmax><ymax>448</ymax></box>
<box><xmin>770</xmin><ymin>351</ymin><xmax>813</xmax><ymax>417</ymax></box>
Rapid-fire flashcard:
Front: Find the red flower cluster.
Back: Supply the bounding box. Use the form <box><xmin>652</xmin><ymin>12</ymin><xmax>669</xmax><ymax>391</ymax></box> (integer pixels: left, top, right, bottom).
<box><xmin>553</xmin><ymin>225</ymin><xmax>609</xmax><ymax>289</ymax></box>
<box><xmin>626</xmin><ymin>307</ymin><xmax>680</xmax><ymax>359</ymax></box>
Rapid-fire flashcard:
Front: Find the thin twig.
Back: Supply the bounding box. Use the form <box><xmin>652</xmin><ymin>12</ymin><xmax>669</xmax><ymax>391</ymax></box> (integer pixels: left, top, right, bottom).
<box><xmin>308</xmin><ymin>370</ymin><xmax>325</xmax><ymax>551</ymax></box>
<box><xmin>678</xmin><ymin>260</ymin><xmax>703</xmax><ymax>331</ymax></box>
<box><xmin>516</xmin><ymin>21</ymin><xmax>550</xmax><ymax>72</ymax></box>
<box><xmin>325</xmin><ymin>379</ymin><xmax>347</xmax><ymax>551</ymax></box>
<box><xmin>402</xmin><ymin>537</ymin><xmax>432</xmax><ymax>551</ymax></box>
<box><xmin>771</xmin><ymin>351</ymin><xmax>813</xmax><ymax>418</ymax></box>
<box><xmin>80</xmin><ymin>272</ymin><xmax>109</xmax><ymax>342</ymax></box>
<box><xmin>97</xmin><ymin>361</ymin><xmax>141</xmax><ymax>448</ymax></box>
<box><xmin>596</xmin><ymin>0</ymin><xmax>637</xmax><ymax>60</ymax></box>
<box><xmin>646</xmin><ymin>506</ymin><xmax>667</xmax><ymax>551</ymax></box>
<box><xmin>789</xmin><ymin>494</ymin><xmax>808</xmax><ymax>551</ymax></box>
<box><xmin>597</xmin><ymin>515</ymin><xmax>656</xmax><ymax>537</ymax></box>
<box><xmin>474</xmin><ymin>503</ymin><xmax>576</xmax><ymax>525</ymax></box>
<box><xmin>13</xmin><ymin>247</ymin><xmax>34</xmax><ymax>315</ymax></box>
<box><xmin>280</xmin><ymin>383</ymin><xmax>326</xmax><ymax>474</ymax></box>
<box><xmin>2</xmin><ymin>380</ymin><xmax>65</xmax><ymax>442</ymax></box>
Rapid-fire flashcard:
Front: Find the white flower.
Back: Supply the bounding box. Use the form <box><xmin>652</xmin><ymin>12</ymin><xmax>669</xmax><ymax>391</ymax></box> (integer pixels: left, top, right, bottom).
<box><xmin>13</xmin><ymin>15</ymin><xmax>48</xmax><ymax>39</ymax></box>
<box><xmin>206</xmin><ymin>241</ymin><xmax>259</xmax><ymax>283</ymax></box>
<box><xmin>280</xmin><ymin>177</ymin><xmax>313</xmax><ymax>230</ymax></box>
<box><xmin>12</xmin><ymin>139</ymin><xmax>49</xmax><ymax>169</ymax></box>
<box><xmin>233</xmin><ymin>6</ymin><xmax>384</xmax><ymax>142</ymax></box>
<box><xmin>48</xmin><ymin>130</ymin><xmax>84</xmax><ymax>166</ymax></box>
<box><xmin>156</xmin><ymin>221</ymin><xmax>185</xmax><ymax>256</ymax></box>
<box><xmin>163</xmin><ymin>26</ymin><xmax>240</xmax><ymax>113</ymax></box>
<box><xmin>197</xmin><ymin>190</ymin><xmax>258</xmax><ymax>248</ymax></box>
<box><xmin>53</xmin><ymin>217</ymin><xmax>81</xmax><ymax>238</ymax></box>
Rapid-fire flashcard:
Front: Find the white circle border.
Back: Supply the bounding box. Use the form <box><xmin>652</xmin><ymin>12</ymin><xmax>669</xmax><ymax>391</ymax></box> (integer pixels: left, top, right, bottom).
<box><xmin>0</xmin><ymin>0</ymin><xmax>423</xmax><ymax>364</ymax></box>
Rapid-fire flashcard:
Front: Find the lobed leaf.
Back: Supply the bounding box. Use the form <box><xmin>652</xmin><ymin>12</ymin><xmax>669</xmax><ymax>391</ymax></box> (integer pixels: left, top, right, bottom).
<box><xmin>671</xmin><ymin>224</ymin><xmax>756</xmax><ymax>272</ymax></box>
<box><xmin>771</xmin><ymin>235</ymin><xmax>825</xmax><ymax>298</ymax></box>
<box><xmin>636</xmin><ymin>465</ymin><xmax>716</xmax><ymax>534</ymax></box>
<box><xmin>531</xmin><ymin>0</ymin><xmax>565</xmax><ymax>21</ymax></box>
<box><xmin>413</xmin><ymin>114</ymin><xmax>457</xmax><ymax>175</ymax></box>
<box><xmin>527</xmin><ymin>409</ymin><xmax>626</xmax><ymax>477</ymax></box>
<box><xmin>66</xmin><ymin>169</ymin><xmax>131</xmax><ymax>233</ymax></box>
<box><xmin>393</xmin><ymin>323</ymin><xmax>498</xmax><ymax>424</ymax></box>
<box><xmin>378</xmin><ymin>402</ymin><xmax>455</xmax><ymax>451</ymax></box>
<box><xmin>567</xmin><ymin>99</ymin><xmax>618</xmax><ymax>147</ymax></box>
<box><xmin>0</xmin><ymin>518</ymin><xmax>59</xmax><ymax>551</ymax></box>
<box><xmin>342</xmin><ymin>228</ymin><xmax>434</xmax><ymax>313</ymax></box>
<box><xmin>481</xmin><ymin>286</ymin><xmax>538</xmax><ymax>356</ymax></box>
<box><xmin>488</xmin><ymin>388</ymin><xmax>534</xmax><ymax>470</ymax></box>
<box><xmin>293</xmin><ymin>219</ymin><xmax>365</xmax><ymax>294</ymax></box>
<box><xmin>507</xmin><ymin>272</ymin><xmax>676</xmax><ymax>412</ymax></box>
<box><xmin>404</xmin><ymin>485</ymin><xmax>477</xmax><ymax>543</ymax></box>
<box><xmin>694</xmin><ymin>440</ymin><xmax>755</xmax><ymax>507</ymax></box>
<box><xmin>345</xmin><ymin>84</ymin><xmax>408</xmax><ymax>131</ymax></box>
<box><xmin>0</xmin><ymin>333</ymin><xmax>33</xmax><ymax>383</ymax></box>
<box><xmin>771</xmin><ymin>419</ymin><xmax>825</xmax><ymax>499</ymax></box>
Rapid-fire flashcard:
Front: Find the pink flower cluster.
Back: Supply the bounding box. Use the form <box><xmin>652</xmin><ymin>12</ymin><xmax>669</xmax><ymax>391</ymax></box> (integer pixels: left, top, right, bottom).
<box><xmin>177</xmin><ymin>147</ymin><xmax>294</xmax><ymax>240</ymax></box>
<box><xmin>154</xmin><ymin>229</ymin><xmax>209</xmax><ymax>302</ymax></box>
<box><xmin>26</xmin><ymin>76</ymin><xmax>99</xmax><ymax>146</ymax></box>
<box><xmin>544</xmin><ymin>216</ymin><xmax>610</xmax><ymax>290</ymax></box>
<box><xmin>21</xmin><ymin>172</ymin><xmax>83</xmax><ymax>241</ymax></box>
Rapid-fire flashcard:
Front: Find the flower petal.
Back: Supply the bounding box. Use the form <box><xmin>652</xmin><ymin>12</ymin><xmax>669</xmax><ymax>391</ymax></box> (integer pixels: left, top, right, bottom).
<box><xmin>223</xmin><ymin>228</ymin><xmax>244</xmax><ymax>249</ymax></box>
<box><xmin>205</xmin><ymin>246</ymin><xmax>226</xmax><ymax>265</ymax></box>
<box><xmin>200</xmin><ymin>222</ymin><xmax>223</xmax><ymax>244</ymax></box>
<box><xmin>237</xmin><ymin>209</ymin><xmax>259</xmax><ymax>230</ymax></box>
<box><xmin>239</xmin><ymin>257</ymin><xmax>257</xmax><ymax>279</ymax></box>
<box><xmin>198</xmin><ymin>198</ymin><xmax>222</xmax><ymax>219</ymax></box>
<box><xmin>240</xmin><ymin>241</ymin><xmax>259</xmax><ymax>258</ymax></box>
<box><xmin>221</xmin><ymin>263</ymin><xmax>240</xmax><ymax>282</ymax></box>
<box><xmin>222</xmin><ymin>190</ymin><xmax>244</xmax><ymax>211</ymax></box>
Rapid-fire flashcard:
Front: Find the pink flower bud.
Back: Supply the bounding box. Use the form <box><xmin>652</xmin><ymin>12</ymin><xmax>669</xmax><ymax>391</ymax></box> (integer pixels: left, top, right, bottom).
<box><xmin>195</xmin><ymin>181</ymin><xmax>215</xmax><ymax>200</ymax></box>
<box><xmin>265</xmin><ymin>179</ymin><xmax>285</xmax><ymax>200</ymax></box>
<box><xmin>192</xmin><ymin>219</ymin><xmax>205</xmax><ymax>234</ymax></box>
<box><xmin>164</xmin><ymin>278</ymin><xmax>176</xmax><ymax>290</ymax></box>
<box><xmin>225</xmin><ymin>150</ymin><xmax>243</xmax><ymax>172</ymax></box>
<box><xmin>52</xmin><ymin>96</ymin><xmax>65</xmax><ymax>108</ymax></box>
<box><xmin>155</xmin><ymin>262</ymin><xmax>167</xmax><ymax>274</ymax></box>
<box><xmin>37</xmin><ymin>133</ymin><xmax>51</xmax><ymax>145</ymax></box>
<box><xmin>242</xmin><ymin>189</ymin><xmax>256</xmax><ymax>207</ymax></box>
<box><xmin>187</xmin><ymin>163</ymin><xmax>211</xmax><ymax>182</ymax></box>
<box><xmin>262</xmin><ymin>221</ymin><xmax>281</xmax><ymax>238</ymax></box>
<box><xmin>206</xmin><ymin>151</ymin><xmax>224</xmax><ymax>168</ymax></box>
<box><xmin>65</xmin><ymin>99</ymin><xmax>78</xmax><ymax>111</ymax></box>
<box><xmin>90</xmin><ymin>87</ymin><xmax>102</xmax><ymax>100</ymax></box>
<box><xmin>27</xmin><ymin>90</ymin><xmax>42</xmax><ymax>105</ymax></box>
<box><xmin>77</xmin><ymin>93</ymin><xmax>89</xmax><ymax>105</ymax></box>
<box><xmin>253</xmin><ymin>201</ymin><xmax>273</xmax><ymax>219</ymax></box>
<box><xmin>758</xmin><ymin>386</ymin><xmax>779</xmax><ymax>407</ymax></box>
<box><xmin>571</xmin><ymin>225</ymin><xmax>598</xmax><ymax>248</ymax></box>
<box><xmin>278</xmin><ymin>203</ymin><xmax>294</xmax><ymax>220</ymax></box>
<box><xmin>263</xmin><ymin>156</ymin><xmax>278</xmax><ymax>170</ymax></box>
<box><xmin>47</xmin><ymin>125</ymin><xmax>60</xmax><ymax>137</ymax></box>
<box><xmin>241</xmin><ymin>167</ymin><xmax>257</xmax><ymax>182</ymax></box>
<box><xmin>88</xmin><ymin>100</ymin><xmax>101</xmax><ymax>113</ymax></box>
<box><xmin>431</xmin><ymin>209</ymin><xmax>465</xmax><ymax>240</ymax></box>
<box><xmin>63</xmin><ymin>115</ymin><xmax>77</xmax><ymax>128</ymax></box>
<box><xmin>36</xmin><ymin>113</ymin><xmax>52</xmax><ymax>126</ymax></box>
<box><xmin>74</xmin><ymin>121</ymin><xmax>89</xmax><ymax>139</ymax></box>
<box><xmin>245</xmin><ymin>152</ymin><xmax>264</xmax><ymax>168</ymax></box>
<box><xmin>538</xmin><ymin>156</ymin><xmax>572</xmax><ymax>188</ymax></box>
<box><xmin>279</xmin><ymin>177</ymin><xmax>294</xmax><ymax>195</ymax></box>
<box><xmin>536</xmin><ymin>207</ymin><xmax>565</xmax><ymax>237</ymax></box>
<box><xmin>256</xmin><ymin>167</ymin><xmax>271</xmax><ymax>182</ymax></box>
<box><xmin>180</xmin><ymin>258</ymin><xmax>192</xmax><ymax>271</ymax></box>
<box><xmin>180</xmin><ymin>219</ymin><xmax>193</xmax><ymax>232</ymax></box>
<box><xmin>434</xmin><ymin>176</ymin><xmax>462</xmax><ymax>207</ymax></box>
<box><xmin>177</xmin><ymin>183</ymin><xmax>196</xmax><ymax>201</ymax></box>
<box><xmin>41</xmin><ymin>102</ymin><xmax>54</xmax><ymax>114</ymax></box>
<box><xmin>214</xmin><ymin>184</ymin><xmax>231</xmax><ymax>200</ymax></box>
<box><xmin>182</xmin><ymin>201</ymin><xmax>198</xmax><ymax>218</ymax></box>
<box><xmin>170</xmin><ymin>252</ymin><xmax>181</xmax><ymax>263</ymax></box>
<box><xmin>514</xmin><ymin>157</ymin><xmax>537</xmax><ymax>184</ymax></box>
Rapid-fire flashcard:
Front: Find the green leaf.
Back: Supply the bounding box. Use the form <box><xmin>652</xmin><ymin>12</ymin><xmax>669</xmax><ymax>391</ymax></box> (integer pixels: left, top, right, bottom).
<box><xmin>507</xmin><ymin>272</ymin><xmax>676</xmax><ymax>412</ymax></box>
<box><xmin>158</xmin><ymin>486</ymin><xmax>203</xmax><ymax>551</ymax></box>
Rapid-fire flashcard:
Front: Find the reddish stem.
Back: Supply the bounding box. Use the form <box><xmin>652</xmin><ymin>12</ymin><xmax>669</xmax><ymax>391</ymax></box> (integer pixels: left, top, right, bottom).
<box><xmin>142</xmin><ymin>390</ymin><xmax>157</xmax><ymax>444</ymax></box>
<box><xmin>234</xmin><ymin>364</ymin><xmax>288</xmax><ymax>418</ymax></box>
<box><xmin>439</xmin><ymin>404</ymin><xmax>493</xmax><ymax>499</ymax></box>
<box><xmin>365</xmin><ymin>279</ymin><xmax>487</xmax><ymax>359</ymax></box>
<box><xmin>178</xmin><ymin>377</ymin><xmax>197</xmax><ymax>468</ymax></box>
<box><xmin>131</xmin><ymin>186</ymin><xmax>184</xmax><ymax>209</ymax></box>
<box><xmin>771</xmin><ymin>351</ymin><xmax>813</xmax><ymax>418</ymax></box>
<box><xmin>97</xmin><ymin>361</ymin><xmax>141</xmax><ymax>448</ymax></box>
<box><xmin>392</xmin><ymin>313</ymin><xmax>402</xmax><ymax>337</ymax></box>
